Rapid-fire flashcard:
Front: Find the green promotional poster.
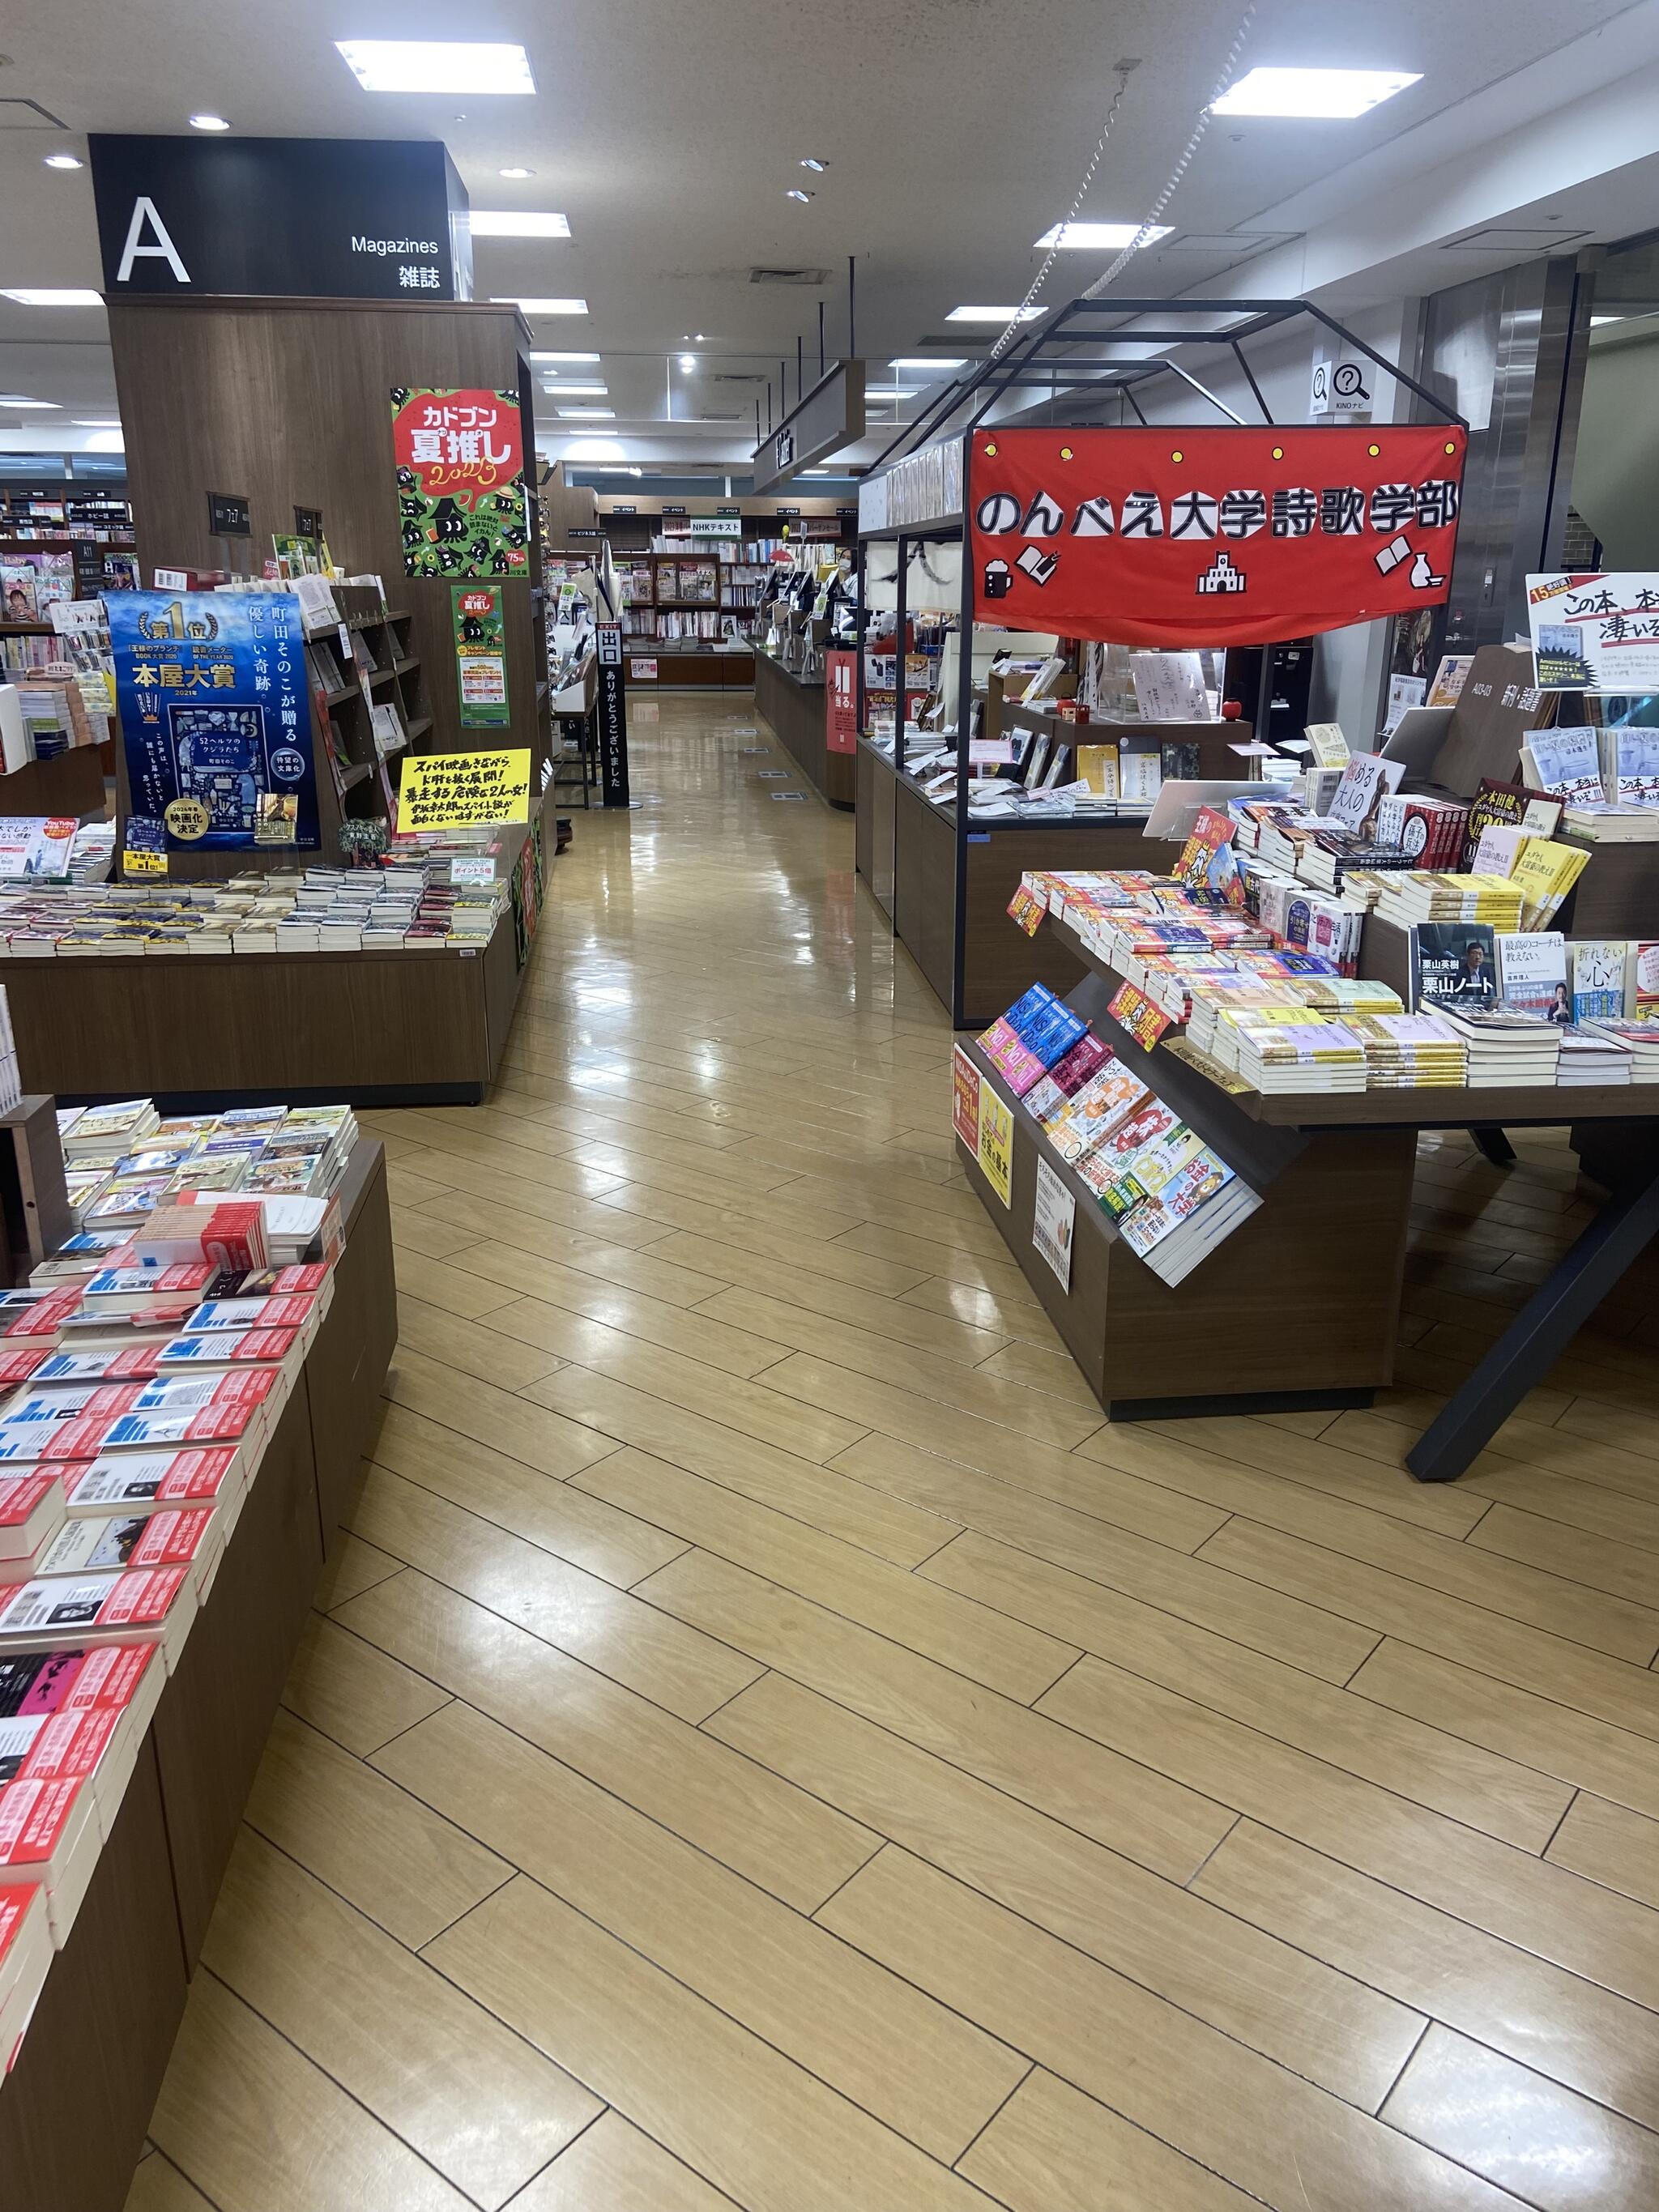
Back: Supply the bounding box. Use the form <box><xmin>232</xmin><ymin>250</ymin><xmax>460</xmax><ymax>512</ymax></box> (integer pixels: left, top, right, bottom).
<box><xmin>451</xmin><ymin>583</ymin><xmax>511</xmax><ymax>727</ymax></box>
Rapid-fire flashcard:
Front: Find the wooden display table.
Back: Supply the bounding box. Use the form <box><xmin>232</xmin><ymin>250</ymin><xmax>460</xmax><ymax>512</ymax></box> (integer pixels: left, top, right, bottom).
<box><xmin>0</xmin><ymin>791</ymin><xmax>554</xmax><ymax>1108</ymax></box>
<box><xmin>0</xmin><ymin>746</ymin><xmax>106</xmax><ymax>823</ymax></box>
<box><xmin>754</xmin><ymin>650</ymin><xmax>853</xmax><ymax>808</ymax></box>
<box><xmin>0</xmin><ymin>1137</ymin><xmax>397</xmax><ymax>2209</ymax></box>
<box><xmin>975</xmin><ymin>909</ymin><xmax>1659</xmax><ymax>1482</ymax></box>
<box><xmin>858</xmin><ymin>740</ymin><xmax>1180</xmax><ymax>1024</ymax></box>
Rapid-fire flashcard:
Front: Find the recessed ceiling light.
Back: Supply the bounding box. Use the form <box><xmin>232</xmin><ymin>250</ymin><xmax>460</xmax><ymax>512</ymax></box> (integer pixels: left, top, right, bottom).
<box><xmin>498</xmin><ymin>165</ymin><xmax>534</xmax><ymax>178</ymax></box>
<box><xmin>678</xmin><ymin>354</ymin><xmax>696</xmax><ymax>372</ymax></box>
<box><xmin>563</xmin><ymin>439</ymin><xmax>626</xmax><ymax>460</ymax></box>
<box><xmin>75</xmin><ymin>418</ymin><xmax>122</xmax><ymax>427</ymax></box>
<box><xmin>800</xmin><ymin>157</ymin><xmax>828</xmax><ymax>172</ymax></box>
<box><xmin>786</xmin><ymin>189</ymin><xmax>813</xmax><ymax>203</ymax></box>
<box><xmin>1034</xmin><ymin>220</ymin><xmax>1174</xmax><ymax>249</ymax></box>
<box><xmin>1211</xmin><ymin>66</ymin><xmax>1421</xmax><ymax>117</ymax></box>
<box><xmin>880</xmin><ymin>387</ymin><xmax>919</xmax><ymax>399</ymax></box>
<box><xmin>188</xmin><ymin>113</ymin><xmax>231</xmax><ymax>131</ymax></box>
<box><xmin>492</xmin><ymin>296</ymin><xmax>588</xmax><ymax>314</ymax></box>
<box><xmin>558</xmin><ymin>407</ymin><xmax>615</xmax><ymax>418</ymax></box>
<box><xmin>469</xmin><ymin>211</ymin><xmax>571</xmax><ymax>237</ymax></box>
<box><xmin>529</xmin><ymin>351</ymin><xmax>600</xmax><ymax>363</ymax></box>
<box><xmin>43</xmin><ymin>154</ymin><xmax>83</xmax><ymax>171</ymax></box>
<box><xmin>1592</xmin><ymin>314</ymin><xmax>1627</xmax><ymax>326</ymax></box>
<box><xmin>889</xmin><ymin>357</ymin><xmax>966</xmax><ymax>370</ymax></box>
<box><xmin>0</xmin><ymin>396</ymin><xmax>60</xmax><ymax>408</ymax></box>
<box><xmin>541</xmin><ymin>381</ymin><xmax>607</xmax><ymax>394</ymax></box>
<box><xmin>335</xmin><ymin>40</ymin><xmax>536</xmax><ymax>95</ymax></box>
<box><xmin>1</xmin><ymin>290</ymin><xmax>103</xmax><ymax>307</ymax></box>
<box><xmin>947</xmin><ymin>305</ymin><xmax>1045</xmax><ymax>323</ymax></box>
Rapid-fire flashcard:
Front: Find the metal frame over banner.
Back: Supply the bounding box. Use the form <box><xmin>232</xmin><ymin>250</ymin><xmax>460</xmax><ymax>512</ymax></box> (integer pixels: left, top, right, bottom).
<box><xmin>853</xmin><ymin>296</ymin><xmax>1468</xmax><ymax>1025</ymax></box>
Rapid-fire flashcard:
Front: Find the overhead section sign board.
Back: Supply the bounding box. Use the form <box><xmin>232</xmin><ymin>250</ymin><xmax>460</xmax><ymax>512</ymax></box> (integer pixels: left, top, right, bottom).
<box><xmin>88</xmin><ymin>136</ymin><xmax>472</xmax><ymax>300</ymax></box>
<box><xmin>969</xmin><ymin>424</ymin><xmax>1466</xmax><ymax>646</ymax></box>
<box><xmin>751</xmin><ymin>360</ymin><xmax>867</xmax><ymax>496</ymax></box>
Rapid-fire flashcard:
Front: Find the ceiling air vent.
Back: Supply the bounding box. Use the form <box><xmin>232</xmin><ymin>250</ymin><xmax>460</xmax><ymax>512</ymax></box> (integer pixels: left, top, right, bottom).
<box><xmin>748</xmin><ymin>266</ymin><xmax>830</xmax><ymax>286</ymax></box>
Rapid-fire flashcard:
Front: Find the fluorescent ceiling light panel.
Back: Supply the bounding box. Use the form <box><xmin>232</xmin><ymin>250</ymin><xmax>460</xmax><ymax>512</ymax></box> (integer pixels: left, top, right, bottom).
<box><xmin>83</xmin><ymin>431</ymin><xmax>124</xmax><ymax>451</ymax></box>
<box><xmin>529</xmin><ymin>351</ymin><xmax>599</xmax><ymax>362</ymax></box>
<box><xmin>557</xmin><ymin>407</ymin><xmax>614</xmax><ymax>417</ymax></box>
<box><xmin>335</xmin><ymin>40</ymin><xmax>535</xmax><ymax>94</ymax></box>
<box><xmin>493</xmin><ymin>296</ymin><xmax>587</xmax><ymax>314</ymax></box>
<box><xmin>889</xmin><ymin>357</ymin><xmax>965</xmax><ymax>370</ymax></box>
<box><xmin>562</xmin><ymin>439</ymin><xmax>625</xmax><ymax>459</ymax></box>
<box><xmin>498</xmin><ymin>166</ymin><xmax>533</xmax><ymax>177</ymax></box>
<box><xmin>469</xmin><ymin>211</ymin><xmax>570</xmax><ymax>237</ymax></box>
<box><xmin>541</xmin><ymin>381</ymin><xmax>607</xmax><ymax>394</ymax></box>
<box><xmin>75</xmin><ymin>418</ymin><xmax>121</xmax><ymax>427</ymax></box>
<box><xmin>947</xmin><ymin>305</ymin><xmax>1043</xmax><ymax>323</ymax></box>
<box><xmin>1034</xmin><ymin>220</ymin><xmax>1172</xmax><ymax>249</ymax></box>
<box><xmin>44</xmin><ymin>154</ymin><xmax>83</xmax><ymax>170</ymax></box>
<box><xmin>0</xmin><ymin>396</ymin><xmax>60</xmax><ymax>408</ymax></box>
<box><xmin>1211</xmin><ymin>66</ymin><xmax>1421</xmax><ymax>117</ymax></box>
<box><xmin>1</xmin><ymin>290</ymin><xmax>103</xmax><ymax>307</ymax></box>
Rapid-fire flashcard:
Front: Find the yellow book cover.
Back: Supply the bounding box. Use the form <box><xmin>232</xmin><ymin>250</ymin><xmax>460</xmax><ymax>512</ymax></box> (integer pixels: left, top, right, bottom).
<box><xmin>1509</xmin><ymin>838</ymin><xmax>1590</xmax><ymax>927</ymax></box>
<box><xmin>1075</xmin><ymin>744</ymin><xmax>1120</xmax><ymax>798</ymax></box>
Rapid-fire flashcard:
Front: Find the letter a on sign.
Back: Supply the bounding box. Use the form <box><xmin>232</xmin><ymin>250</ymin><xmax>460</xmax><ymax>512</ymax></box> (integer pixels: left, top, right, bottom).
<box><xmin>117</xmin><ymin>197</ymin><xmax>191</xmax><ymax>284</ymax></box>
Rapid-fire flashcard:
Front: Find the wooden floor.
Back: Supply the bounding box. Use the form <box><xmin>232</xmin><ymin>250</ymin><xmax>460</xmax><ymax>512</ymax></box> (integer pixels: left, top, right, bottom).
<box><xmin>129</xmin><ymin>694</ymin><xmax>1659</xmax><ymax>2212</ymax></box>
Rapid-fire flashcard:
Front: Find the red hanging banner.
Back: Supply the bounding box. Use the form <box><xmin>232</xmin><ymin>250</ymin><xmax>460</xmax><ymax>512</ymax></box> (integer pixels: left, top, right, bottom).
<box><xmin>969</xmin><ymin>424</ymin><xmax>1465</xmax><ymax>646</ymax></box>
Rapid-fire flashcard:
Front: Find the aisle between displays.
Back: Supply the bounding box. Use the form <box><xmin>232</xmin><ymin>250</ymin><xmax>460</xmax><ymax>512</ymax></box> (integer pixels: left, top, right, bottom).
<box><xmin>0</xmin><ymin>1082</ymin><xmax>394</xmax><ymax>2210</ymax></box>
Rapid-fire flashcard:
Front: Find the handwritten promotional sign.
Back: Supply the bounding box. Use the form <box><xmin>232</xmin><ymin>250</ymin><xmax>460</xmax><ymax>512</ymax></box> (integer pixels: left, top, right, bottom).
<box><xmin>395</xmin><ymin>747</ymin><xmax>531</xmax><ymax>833</ymax></box>
<box><xmin>1108</xmin><ymin>980</ymin><xmax>1173</xmax><ymax>1051</ymax></box>
<box><xmin>976</xmin><ymin>1086</ymin><xmax>1014</xmax><ymax>1208</ymax></box>
<box><xmin>1527</xmin><ymin>573</ymin><xmax>1659</xmax><ymax>692</ymax></box>
<box><xmin>391</xmin><ymin>386</ymin><xmax>528</xmax><ymax>580</ymax></box>
<box><xmin>970</xmin><ymin>424</ymin><xmax>1466</xmax><ymax>646</ymax></box>
<box><xmin>951</xmin><ymin>1046</ymin><xmax>982</xmax><ymax>1154</ymax></box>
<box><xmin>109</xmin><ymin>590</ymin><xmax>318</xmax><ymax>850</ymax></box>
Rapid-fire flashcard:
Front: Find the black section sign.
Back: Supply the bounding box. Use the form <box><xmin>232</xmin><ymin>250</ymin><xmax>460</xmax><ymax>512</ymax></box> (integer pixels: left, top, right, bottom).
<box><xmin>663</xmin><ymin>505</ymin><xmax>688</xmax><ymax>518</ymax></box>
<box><xmin>568</xmin><ymin>526</ymin><xmax>603</xmax><ymax>539</ymax></box>
<box><xmin>87</xmin><ymin>135</ymin><xmax>472</xmax><ymax>302</ymax></box>
<box><xmin>595</xmin><ymin>621</ymin><xmax>630</xmax><ymax>808</ymax></box>
<box><xmin>293</xmin><ymin>505</ymin><xmax>323</xmax><ymax>539</ymax></box>
<box><xmin>207</xmin><ymin>491</ymin><xmax>250</xmax><ymax>537</ymax></box>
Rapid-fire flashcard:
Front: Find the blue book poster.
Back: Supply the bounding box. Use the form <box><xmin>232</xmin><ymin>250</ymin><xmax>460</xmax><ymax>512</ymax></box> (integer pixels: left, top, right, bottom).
<box><xmin>109</xmin><ymin>591</ymin><xmax>320</xmax><ymax>851</ymax></box>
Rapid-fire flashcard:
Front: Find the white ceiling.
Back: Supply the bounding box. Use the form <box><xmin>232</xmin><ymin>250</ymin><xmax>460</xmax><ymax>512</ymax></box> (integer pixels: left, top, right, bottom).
<box><xmin>0</xmin><ymin>0</ymin><xmax>1652</xmax><ymax>470</ymax></box>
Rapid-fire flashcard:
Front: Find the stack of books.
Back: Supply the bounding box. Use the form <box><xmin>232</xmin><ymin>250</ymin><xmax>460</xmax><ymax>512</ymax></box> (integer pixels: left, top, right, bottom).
<box><xmin>1555</xmin><ymin>1028</ymin><xmax>1635</xmax><ymax>1086</ymax></box>
<box><xmin>1584</xmin><ymin>1019</ymin><xmax>1659</xmax><ymax>1080</ymax></box>
<box><xmin>1344</xmin><ymin>1013</ymin><xmax>1468</xmax><ymax>1089</ymax></box>
<box><xmin>1234</xmin><ymin>1020</ymin><xmax>1369</xmax><ymax>1093</ymax></box>
<box><xmin>1372</xmin><ymin>874</ymin><xmax>1526</xmax><ymax>934</ymax></box>
<box><xmin>57</xmin><ymin>1100</ymin><xmax>356</xmax><ymax>1232</ymax></box>
<box><xmin>1435</xmin><ymin>1004</ymin><xmax>1563</xmax><ymax>1087</ymax></box>
<box><xmin>976</xmin><ymin>985</ymin><xmax>1087</xmax><ymax>1097</ymax></box>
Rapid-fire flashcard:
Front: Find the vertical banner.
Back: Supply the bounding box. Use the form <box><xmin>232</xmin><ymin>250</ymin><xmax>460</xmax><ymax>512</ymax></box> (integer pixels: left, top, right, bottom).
<box><xmin>390</xmin><ymin>387</ymin><xmax>529</xmax><ymax>579</ymax></box>
<box><xmin>451</xmin><ymin>583</ymin><xmax>510</xmax><ymax>727</ymax></box>
<box><xmin>595</xmin><ymin>620</ymin><xmax>630</xmax><ymax>808</ymax></box>
<box><xmin>969</xmin><ymin>424</ymin><xmax>1466</xmax><ymax>645</ymax></box>
<box><xmin>109</xmin><ymin>590</ymin><xmax>319</xmax><ymax>851</ymax></box>
<box><xmin>825</xmin><ymin>646</ymin><xmax>859</xmax><ymax>753</ymax></box>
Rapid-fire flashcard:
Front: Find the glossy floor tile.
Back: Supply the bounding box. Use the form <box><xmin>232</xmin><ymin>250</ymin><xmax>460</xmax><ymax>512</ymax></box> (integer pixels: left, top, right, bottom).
<box><xmin>134</xmin><ymin>697</ymin><xmax>1659</xmax><ymax>2211</ymax></box>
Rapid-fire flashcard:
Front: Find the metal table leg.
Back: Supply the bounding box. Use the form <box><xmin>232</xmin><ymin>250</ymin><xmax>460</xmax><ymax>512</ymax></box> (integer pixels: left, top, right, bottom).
<box><xmin>1406</xmin><ymin>1164</ymin><xmax>1659</xmax><ymax>1481</ymax></box>
<box><xmin>1470</xmin><ymin>1127</ymin><xmax>1516</xmax><ymax>1168</ymax></box>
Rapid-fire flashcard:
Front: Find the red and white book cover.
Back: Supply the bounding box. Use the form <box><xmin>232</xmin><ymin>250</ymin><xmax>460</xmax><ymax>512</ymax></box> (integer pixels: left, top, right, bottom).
<box><xmin>184</xmin><ymin>1292</ymin><xmax>319</xmax><ymax>1335</ymax></box>
<box><xmin>0</xmin><ymin>1565</ymin><xmax>192</xmax><ymax>1647</ymax></box>
<box><xmin>156</xmin><ymin>1325</ymin><xmax>301</xmax><ymax>1371</ymax></box>
<box><xmin>0</xmin><ymin>1474</ymin><xmax>64</xmax><ymax>1564</ymax></box>
<box><xmin>0</xmin><ymin>1703</ymin><xmax>122</xmax><ymax>1788</ymax></box>
<box><xmin>0</xmin><ymin>1776</ymin><xmax>92</xmax><ymax>1881</ymax></box>
<box><xmin>0</xmin><ymin>1288</ymin><xmax>84</xmax><ymax>1341</ymax></box>
<box><xmin>63</xmin><ymin>1447</ymin><xmax>240</xmax><ymax>1517</ymax></box>
<box><xmin>32</xmin><ymin>1374</ymin><xmax>273</xmax><ymax>1463</ymax></box>
<box><xmin>34</xmin><ymin>1507</ymin><xmax>215</xmax><ymax>1579</ymax></box>
<box><xmin>0</xmin><ymin>1348</ymin><xmax>49</xmax><ymax>1392</ymax></box>
<box><xmin>82</xmin><ymin>1264</ymin><xmax>217</xmax><ymax>1309</ymax></box>
<box><xmin>0</xmin><ymin>1879</ymin><xmax>50</xmax><ymax>2066</ymax></box>
<box><xmin>25</xmin><ymin>1345</ymin><xmax>164</xmax><ymax>1388</ymax></box>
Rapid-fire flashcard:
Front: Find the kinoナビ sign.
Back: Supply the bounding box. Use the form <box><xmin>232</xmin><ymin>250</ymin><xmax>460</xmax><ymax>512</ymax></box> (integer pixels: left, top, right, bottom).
<box><xmin>969</xmin><ymin>424</ymin><xmax>1467</xmax><ymax>646</ymax></box>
